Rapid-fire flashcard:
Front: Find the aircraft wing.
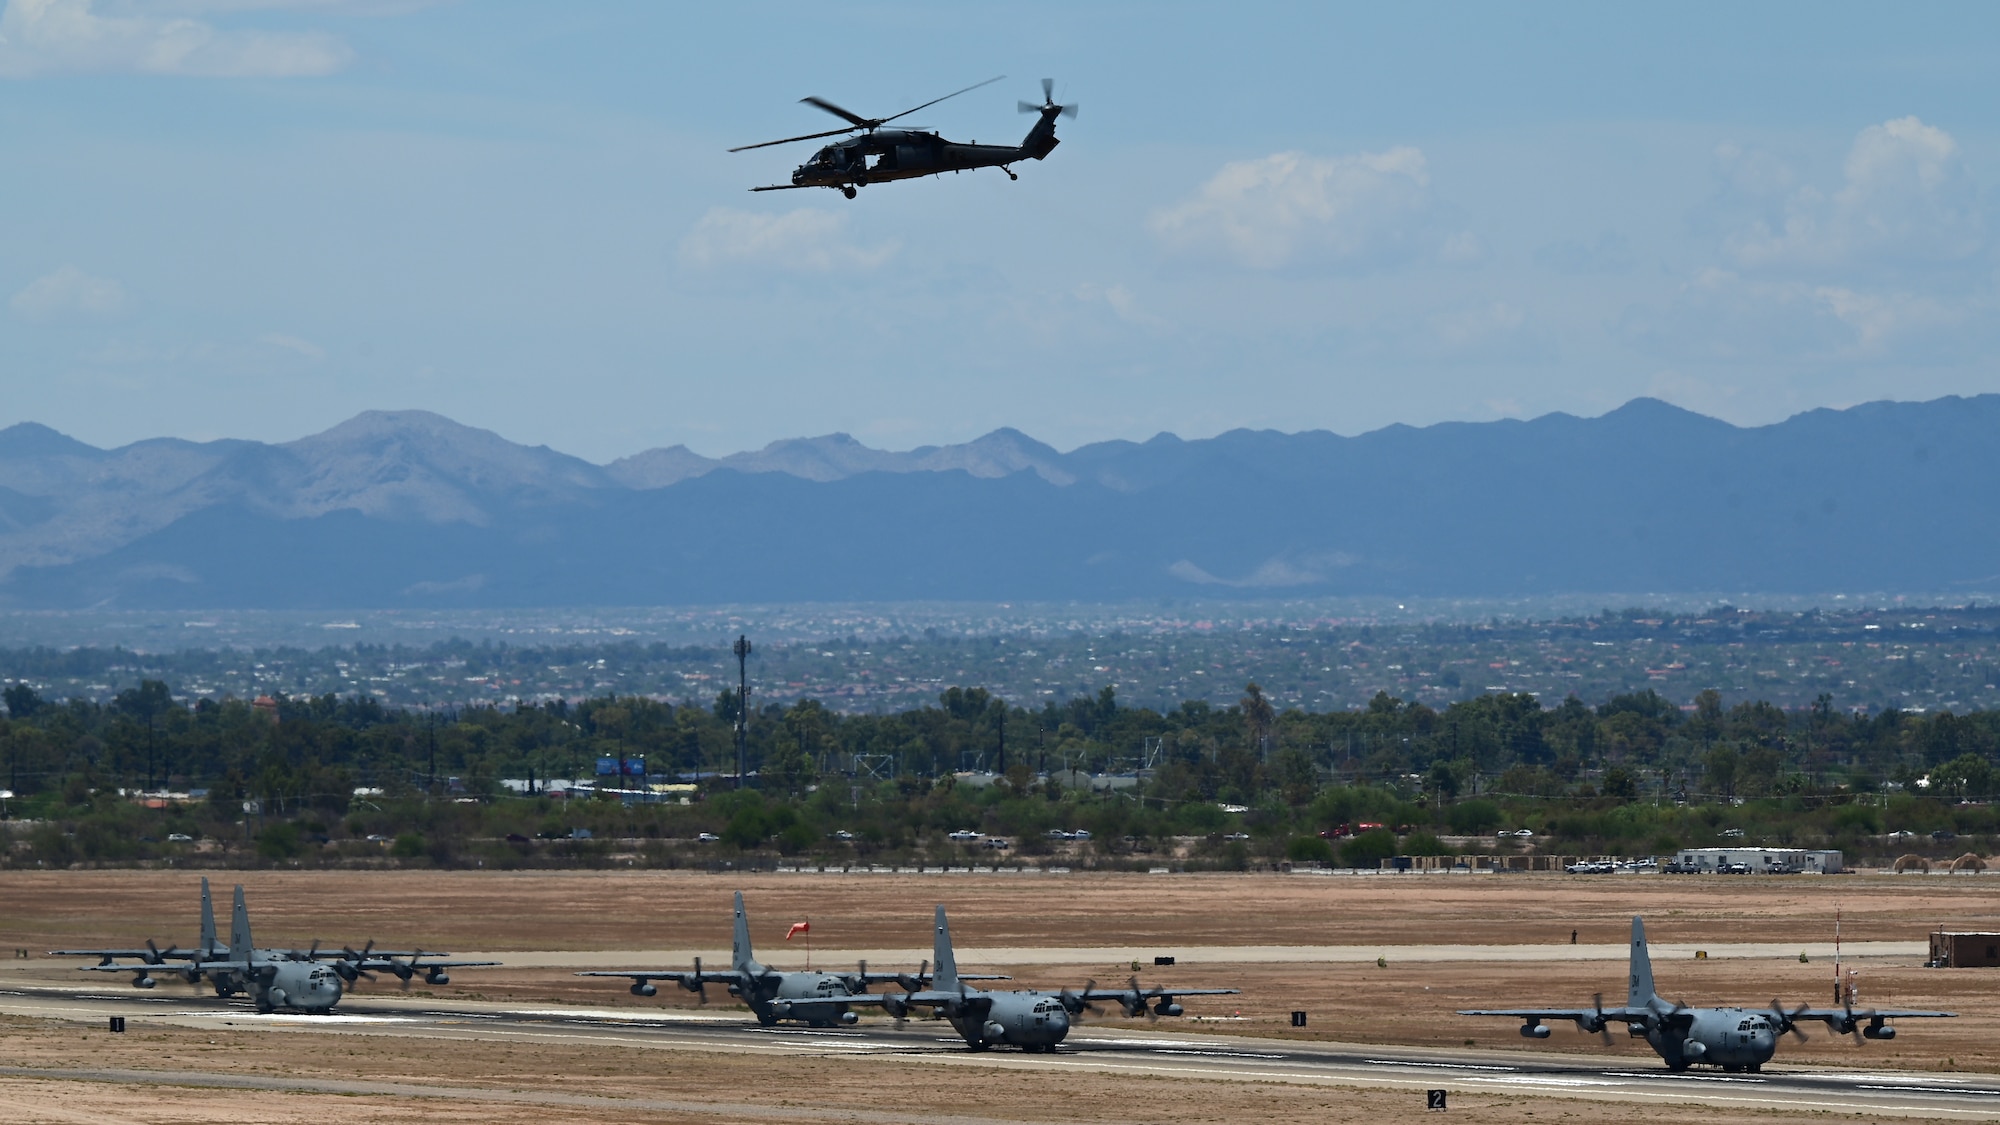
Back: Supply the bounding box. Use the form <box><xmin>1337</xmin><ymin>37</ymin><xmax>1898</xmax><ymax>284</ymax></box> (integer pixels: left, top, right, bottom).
<box><xmin>750</xmin><ymin>184</ymin><xmax>812</xmax><ymax>192</ymax></box>
<box><xmin>897</xmin><ymin>988</ymin><xmax>985</xmax><ymax>1007</ymax></box>
<box><xmin>51</xmin><ymin>948</ymin><xmax>186</xmax><ymax>960</ymax></box>
<box><xmin>857</xmin><ymin>972</ymin><xmax>1010</xmax><ymax>984</ymax></box>
<box><xmin>1794</xmin><ymin>1006</ymin><xmax>1957</xmax><ymax>1023</ymax></box>
<box><xmin>1083</xmin><ymin>987</ymin><xmax>1239</xmax><ymax>1000</ymax></box>
<box><xmin>1459</xmin><ymin>1006</ymin><xmax>1657</xmax><ymax>1024</ymax></box>
<box><xmin>356</xmin><ymin>958</ymin><xmax>499</xmax><ymax>970</ymax></box>
<box><xmin>576</xmin><ymin>970</ymin><xmax>738</xmax><ymax>984</ymax></box>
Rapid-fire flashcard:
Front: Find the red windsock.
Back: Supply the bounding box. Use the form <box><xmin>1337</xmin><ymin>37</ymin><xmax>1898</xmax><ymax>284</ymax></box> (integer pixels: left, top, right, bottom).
<box><xmin>785</xmin><ymin>922</ymin><xmax>810</xmax><ymax>941</ymax></box>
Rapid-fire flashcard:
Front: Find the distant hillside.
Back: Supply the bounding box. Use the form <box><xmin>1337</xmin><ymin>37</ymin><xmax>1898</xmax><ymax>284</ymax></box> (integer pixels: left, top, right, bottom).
<box><xmin>3</xmin><ymin>396</ymin><xmax>1998</xmax><ymax>608</ymax></box>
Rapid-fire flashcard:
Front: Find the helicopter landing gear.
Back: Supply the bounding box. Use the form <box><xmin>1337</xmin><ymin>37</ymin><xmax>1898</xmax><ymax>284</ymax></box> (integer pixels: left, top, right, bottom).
<box><xmin>841</xmin><ymin>185</ymin><xmax>857</xmax><ymax>200</ymax></box>
<box><xmin>1000</xmin><ymin>165</ymin><xmax>1017</xmax><ymax>181</ymax></box>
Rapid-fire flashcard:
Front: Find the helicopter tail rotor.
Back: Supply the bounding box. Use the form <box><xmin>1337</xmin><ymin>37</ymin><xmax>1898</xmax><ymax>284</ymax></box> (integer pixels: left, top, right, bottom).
<box><xmin>1019</xmin><ymin>78</ymin><xmax>1077</xmax><ymax>119</ymax></box>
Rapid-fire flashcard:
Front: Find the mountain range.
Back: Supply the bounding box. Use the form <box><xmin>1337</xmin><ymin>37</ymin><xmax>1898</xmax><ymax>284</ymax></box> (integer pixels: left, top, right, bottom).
<box><xmin>2</xmin><ymin>395</ymin><xmax>1997</xmax><ymax>609</ymax></box>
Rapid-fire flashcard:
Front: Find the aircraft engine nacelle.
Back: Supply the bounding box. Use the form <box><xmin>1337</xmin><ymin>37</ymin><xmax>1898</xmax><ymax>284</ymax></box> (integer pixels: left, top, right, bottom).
<box><xmin>769</xmin><ymin>1001</ymin><xmax>793</xmax><ymax>1018</ymax></box>
<box><xmin>267</xmin><ymin>988</ymin><xmax>289</xmax><ymax>1008</ymax></box>
<box><xmin>425</xmin><ymin>971</ymin><xmax>450</xmax><ymax>985</ymax></box>
<box><xmin>631</xmin><ymin>983</ymin><xmax>657</xmax><ymax>997</ymax></box>
<box><xmin>839</xmin><ymin>1010</ymin><xmax>859</xmax><ymax>1025</ymax></box>
<box><xmin>134</xmin><ymin>976</ymin><xmax>156</xmax><ymax>989</ymax></box>
<box><xmin>1681</xmin><ymin>1038</ymin><xmax>1706</xmax><ymax>1059</ymax></box>
<box><xmin>982</xmin><ymin>1020</ymin><xmax>1007</xmax><ymax>1042</ymax></box>
<box><xmin>882</xmin><ymin>995</ymin><xmax>908</xmax><ymax>1019</ymax></box>
<box><xmin>1155</xmin><ymin>1001</ymin><xmax>1183</xmax><ymax>1018</ymax></box>
<box><xmin>1863</xmin><ymin>1023</ymin><xmax>1896</xmax><ymax>1040</ymax></box>
<box><xmin>1520</xmin><ymin>1022</ymin><xmax>1550</xmax><ymax>1039</ymax></box>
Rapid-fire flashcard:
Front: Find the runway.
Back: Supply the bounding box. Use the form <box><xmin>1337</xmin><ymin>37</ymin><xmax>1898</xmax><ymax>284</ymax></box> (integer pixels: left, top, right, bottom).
<box><xmin>1</xmin><ymin>983</ymin><xmax>1994</xmax><ymax>1118</ymax></box>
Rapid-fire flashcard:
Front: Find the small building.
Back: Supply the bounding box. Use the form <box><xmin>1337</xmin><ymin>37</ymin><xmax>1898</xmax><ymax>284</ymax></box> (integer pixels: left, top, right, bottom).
<box><xmin>1673</xmin><ymin>847</ymin><xmax>1843</xmax><ymax>874</ymax></box>
<box><xmin>1929</xmin><ymin>932</ymin><xmax>2000</xmax><ymax>967</ymax></box>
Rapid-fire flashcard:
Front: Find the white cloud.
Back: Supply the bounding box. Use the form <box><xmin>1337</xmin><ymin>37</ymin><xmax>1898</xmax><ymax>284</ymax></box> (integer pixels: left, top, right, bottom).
<box><xmin>1626</xmin><ymin>267</ymin><xmax>1978</xmax><ymax>362</ymax></box>
<box><xmin>260</xmin><ymin>332</ymin><xmax>325</xmax><ymax>360</ymax></box>
<box><xmin>1725</xmin><ymin>117</ymin><xmax>1984</xmax><ymax>270</ymax></box>
<box><xmin>1072</xmin><ymin>281</ymin><xmax>1159</xmax><ymax>326</ymax></box>
<box><xmin>11</xmin><ymin>264</ymin><xmax>124</xmax><ymax>319</ymax></box>
<box><xmin>678</xmin><ymin>208</ymin><xmax>898</xmax><ymax>273</ymax></box>
<box><xmin>0</xmin><ymin>0</ymin><xmax>352</xmax><ymax>78</ymax></box>
<box><xmin>1149</xmin><ymin>147</ymin><xmax>1446</xmax><ymax>269</ymax></box>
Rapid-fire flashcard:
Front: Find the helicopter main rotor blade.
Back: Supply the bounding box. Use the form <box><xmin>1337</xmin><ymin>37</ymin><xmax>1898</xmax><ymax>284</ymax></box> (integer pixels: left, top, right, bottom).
<box><xmin>877</xmin><ymin>74</ymin><xmax>1004</xmax><ymax>127</ymax></box>
<box><xmin>729</xmin><ymin>126</ymin><xmax>859</xmax><ymax>153</ymax></box>
<box><xmin>1041</xmin><ymin>77</ymin><xmax>1053</xmax><ymax>101</ymax></box>
<box><xmin>800</xmin><ymin>96</ymin><xmax>872</xmax><ymax>128</ymax></box>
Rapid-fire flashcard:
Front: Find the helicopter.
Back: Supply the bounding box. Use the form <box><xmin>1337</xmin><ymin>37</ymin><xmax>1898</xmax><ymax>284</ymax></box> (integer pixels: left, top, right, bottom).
<box><xmin>731</xmin><ymin>76</ymin><xmax>1076</xmax><ymax>198</ymax></box>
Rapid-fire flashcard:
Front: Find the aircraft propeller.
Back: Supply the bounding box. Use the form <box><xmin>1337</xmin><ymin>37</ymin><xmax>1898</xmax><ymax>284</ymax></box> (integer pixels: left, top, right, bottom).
<box><xmin>1018</xmin><ymin>77</ymin><xmax>1078</xmax><ymax>120</ymax></box>
<box><xmin>692</xmin><ymin>956</ymin><xmax>708</xmax><ymax>1004</ymax></box>
<box><xmin>1588</xmin><ymin>993</ymin><xmax>1613</xmax><ymax>1045</ymax></box>
<box><xmin>144</xmin><ymin>939</ymin><xmax>185</xmax><ymax>966</ymax></box>
<box><xmin>895</xmin><ymin>958</ymin><xmax>929</xmax><ymax>993</ymax></box>
<box><xmin>334</xmin><ymin>942</ymin><xmax>379</xmax><ymax>985</ymax></box>
<box><xmin>1767</xmin><ymin>998</ymin><xmax>1810</xmax><ymax>1043</ymax></box>
<box><xmin>1840</xmin><ymin>1000</ymin><xmax>1865</xmax><ymax>1044</ymax></box>
<box><xmin>1059</xmin><ymin>979</ymin><xmax>1102</xmax><ymax>1020</ymax></box>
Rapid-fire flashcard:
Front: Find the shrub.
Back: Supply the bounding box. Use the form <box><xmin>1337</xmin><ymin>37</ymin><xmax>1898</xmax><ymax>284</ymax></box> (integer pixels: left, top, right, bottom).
<box><xmin>1340</xmin><ymin>827</ymin><xmax>1398</xmax><ymax>868</ymax></box>
<box><xmin>1285</xmin><ymin>835</ymin><xmax>1335</xmax><ymax>864</ymax></box>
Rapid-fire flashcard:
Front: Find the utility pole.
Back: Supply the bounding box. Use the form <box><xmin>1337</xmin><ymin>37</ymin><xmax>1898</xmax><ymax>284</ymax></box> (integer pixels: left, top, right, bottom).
<box><xmin>996</xmin><ymin>702</ymin><xmax>1006</xmax><ymax>776</ymax></box>
<box><xmin>427</xmin><ymin>712</ymin><xmax>437</xmax><ymax>798</ymax></box>
<box><xmin>733</xmin><ymin>635</ymin><xmax>753</xmax><ymax>788</ymax></box>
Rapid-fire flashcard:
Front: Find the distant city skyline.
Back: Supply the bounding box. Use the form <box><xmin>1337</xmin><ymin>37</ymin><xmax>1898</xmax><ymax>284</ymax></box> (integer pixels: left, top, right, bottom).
<box><xmin>3</xmin><ymin>3</ymin><xmax>1997</xmax><ymax>461</ymax></box>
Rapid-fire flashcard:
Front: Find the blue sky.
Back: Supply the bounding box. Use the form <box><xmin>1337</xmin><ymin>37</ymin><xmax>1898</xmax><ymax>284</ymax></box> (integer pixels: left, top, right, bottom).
<box><xmin>3</xmin><ymin>1</ymin><xmax>1997</xmax><ymax>460</ymax></box>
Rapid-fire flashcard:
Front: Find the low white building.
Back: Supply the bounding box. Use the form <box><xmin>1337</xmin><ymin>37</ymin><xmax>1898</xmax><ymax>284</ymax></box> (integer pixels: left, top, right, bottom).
<box><xmin>1674</xmin><ymin>846</ymin><xmax>1843</xmax><ymax>874</ymax></box>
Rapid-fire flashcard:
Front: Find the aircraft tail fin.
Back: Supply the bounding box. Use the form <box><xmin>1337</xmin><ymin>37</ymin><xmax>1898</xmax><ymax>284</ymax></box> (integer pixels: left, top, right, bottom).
<box><xmin>731</xmin><ymin>891</ymin><xmax>756</xmax><ymax>973</ymax></box>
<box><xmin>931</xmin><ymin>905</ymin><xmax>960</xmax><ymax>992</ymax></box>
<box><xmin>199</xmin><ymin>877</ymin><xmax>217</xmax><ymax>954</ymax></box>
<box><xmin>229</xmin><ymin>885</ymin><xmax>252</xmax><ymax>962</ymax></box>
<box><xmin>1020</xmin><ymin>107</ymin><xmax>1061</xmax><ymax>160</ymax></box>
<box><xmin>1627</xmin><ymin>915</ymin><xmax>1657</xmax><ymax>1009</ymax></box>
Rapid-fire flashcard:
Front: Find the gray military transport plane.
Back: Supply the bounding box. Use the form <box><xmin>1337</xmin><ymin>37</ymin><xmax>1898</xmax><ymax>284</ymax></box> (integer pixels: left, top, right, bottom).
<box><xmin>890</xmin><ymin>905</ymin><xmax>1239</xmax><ymax>1052</ymax></box>
<box><xmin>53</xmin><ymin>878</ymin><xmax>496</xmax><ymax>1009</ymax></box>
<box><xmin>1460</xmin><ymin>916</ymin><xmax>1955</xmax><ymax>1072</ymax></box>
<box><xmin>577</xmin><ymin>891</ymin><xmax>1001</xmax><ymax>1027</ymax></box>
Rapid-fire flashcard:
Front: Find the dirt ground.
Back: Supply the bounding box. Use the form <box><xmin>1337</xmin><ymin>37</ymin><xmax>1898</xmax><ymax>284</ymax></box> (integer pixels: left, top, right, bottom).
<box><xmin>3</xmin><ymin>870</ymin><xmax>1997</xmax><ymax>1122</ymax></box>
<box><xmin>5</xmin><ymin>868</ymin><xmax>1997</xmax><ymax>951</ymax></box>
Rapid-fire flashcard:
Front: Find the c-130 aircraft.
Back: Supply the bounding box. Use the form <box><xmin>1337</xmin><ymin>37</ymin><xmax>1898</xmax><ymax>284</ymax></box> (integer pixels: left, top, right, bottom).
<box><xmin>52</xmin><ymin>877</ymin><xmax>494</xmax><ymax>1009</ymax></box>
<box><xmin>890</xmin><ymin>905</ymin><xmax>1239</xmax><ymax>1052</ymax></box>
<box><xmin>578</xmin><ymin>891</ymin><xmax>1004</xmax><ymax>1027</ymax></box>
<box><xmin>1460</xmin><ymin>916</ymin><xmax>1954</xmax><ymax>1071</ymax></box>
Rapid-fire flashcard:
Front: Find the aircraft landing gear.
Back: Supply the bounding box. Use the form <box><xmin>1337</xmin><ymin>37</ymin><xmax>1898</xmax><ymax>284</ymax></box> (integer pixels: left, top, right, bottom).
<box><xmin>841</xmin><ymin>186</ymin><xmax>857</xmax><ymax>200</ymax></box>
<box><xmin>1000</xmin><ymin>166</ymin><xmax>1018</xmax><ymax>181</ymax></box>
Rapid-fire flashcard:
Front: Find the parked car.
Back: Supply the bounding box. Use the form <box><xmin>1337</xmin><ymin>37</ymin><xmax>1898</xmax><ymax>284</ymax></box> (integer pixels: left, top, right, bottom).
<box><xmin>1069</xmin><ymin>829</ymin><xmax>1090</xmax><ymax>841</ymax></box>
<box><xmin>830</xmin><ymin>829</ymin><xmax>854</xmax><ymax>841</ymax></box>
<box><xmin>983</xmin><ymin>837</ymin><xmax>1010</xmax><ymax>850</ymax></box>
<box><xmin>1222</xmin><ymin>832</ymin><xmax>1250</xmax><ymax>841</ymax></box>
<box><xmin>947</xmin><ymin>829</ymin><xmax>982</xmax><ymax>842</ymax></box>
<box><xmin>1509</xmin><ymin>828</ymin><xmax>1535</xmax><ymax>838</ymax></box>
<box><xmin>1719</xmin><ymin>862</ymin><xmax>1752</xmax><ymax>874</ymax></box>
<box><xmin>166</xmin><ymin>832</ymin><xmax>193</xmax><ymax>842</ymax></box>
<box><xmin>696</xmin><ymin>832</ymin><xmax>720</xmax><ymax>843</ymax></box>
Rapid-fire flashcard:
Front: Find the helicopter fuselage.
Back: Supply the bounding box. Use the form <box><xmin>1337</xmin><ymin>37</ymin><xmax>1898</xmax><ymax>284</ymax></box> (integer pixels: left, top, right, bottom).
<box><xmin>760</xmin><ymin>105</ymin><xmax>1064</xmax><ymax>196</ymax></box>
